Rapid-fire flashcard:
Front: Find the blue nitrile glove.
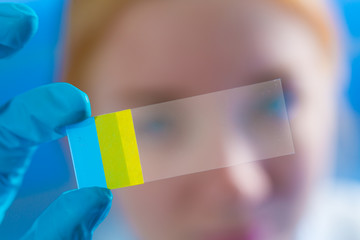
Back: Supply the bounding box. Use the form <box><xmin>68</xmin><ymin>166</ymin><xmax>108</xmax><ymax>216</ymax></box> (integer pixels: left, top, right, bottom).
<box><xmin>0</xmin><ymin>3</ymin><xmax>113</xmax><ymax>239</ymax></box>
<box><xmin>0</xmin><ymin>3</ymin><xmax>38</xmax><ymax>57</ymax></box>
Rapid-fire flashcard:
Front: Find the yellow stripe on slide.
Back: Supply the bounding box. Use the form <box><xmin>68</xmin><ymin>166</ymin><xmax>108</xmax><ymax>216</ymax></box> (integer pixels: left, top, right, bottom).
<box><xmin>95</xmin><ymin>112</ymin><xmax>130</xmax><ymax>189</ymax></box>
<box><xmin>116</xmin><ymin>110</ymin><xmax>144</xmax><ymax>186</ymax></box>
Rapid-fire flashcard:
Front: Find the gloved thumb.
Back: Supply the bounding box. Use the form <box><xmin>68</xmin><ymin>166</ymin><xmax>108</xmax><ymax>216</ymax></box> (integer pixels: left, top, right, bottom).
<box><xmin>21</xmin><ymin>187</ymin><xmax>112</xmax><ymax>240</ymax></box>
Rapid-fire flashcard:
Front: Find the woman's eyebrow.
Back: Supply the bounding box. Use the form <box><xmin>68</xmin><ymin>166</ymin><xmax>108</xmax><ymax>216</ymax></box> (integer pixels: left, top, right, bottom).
<box><xmin>119</xmin><ymin>88</ymin><xmax>192</xmax><ymax>107</ymax></box>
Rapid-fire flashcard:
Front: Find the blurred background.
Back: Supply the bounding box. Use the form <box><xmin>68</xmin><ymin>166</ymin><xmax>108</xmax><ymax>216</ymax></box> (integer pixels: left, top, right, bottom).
<box><xmin>0</xmin><ymin>0</ymin><xmax>359</xmax><ymax>239</ymax></box>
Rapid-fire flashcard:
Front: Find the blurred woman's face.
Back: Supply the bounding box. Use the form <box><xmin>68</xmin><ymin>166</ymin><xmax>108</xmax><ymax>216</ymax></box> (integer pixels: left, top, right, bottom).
<box><xmin>82</xmin><ymin>0</ymin><xmax>339</xmax><ymax>239</ymax></box>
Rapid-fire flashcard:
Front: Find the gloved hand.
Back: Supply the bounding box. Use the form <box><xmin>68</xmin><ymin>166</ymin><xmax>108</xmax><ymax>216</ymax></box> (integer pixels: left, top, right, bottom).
<box><xmin>0</xmin><ymin>3</ymin><xmax>112</xmax><ymax>239</ymax></box>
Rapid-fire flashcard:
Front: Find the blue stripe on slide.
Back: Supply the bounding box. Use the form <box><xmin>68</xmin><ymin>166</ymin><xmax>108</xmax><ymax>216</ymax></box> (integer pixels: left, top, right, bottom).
<box><xmin>66</xmin><ymin>117</ymin><xmax>107</xmax><ymax>188</ymax></box>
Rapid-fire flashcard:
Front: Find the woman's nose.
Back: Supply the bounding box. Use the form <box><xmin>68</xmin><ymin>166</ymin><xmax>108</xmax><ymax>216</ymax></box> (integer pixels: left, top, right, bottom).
<box><xmin>218</xmin><ymin>162</ymin><xmax>272</xmax><ymax>206</ymax></box>
<box><xmin>200</xmin><ymin>134</ymin><xmax>273</xmax><ymax>207</ymax></box>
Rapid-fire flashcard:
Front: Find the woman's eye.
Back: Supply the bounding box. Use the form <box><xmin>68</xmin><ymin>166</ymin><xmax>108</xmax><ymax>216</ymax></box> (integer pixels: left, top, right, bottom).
<box><xmin>237</xmin><ymin>95</ymin><xmax>288</xmax><ymax>126</ymax></box>
<box><xmin>138</xmin><ymin>116</ymin><xmax>174</xmax><ymax>137</ymax></box>
<box><xmin>262</xmin><ymin>96</ymin><xmax>287</xmax><ymax>119</ymax></box>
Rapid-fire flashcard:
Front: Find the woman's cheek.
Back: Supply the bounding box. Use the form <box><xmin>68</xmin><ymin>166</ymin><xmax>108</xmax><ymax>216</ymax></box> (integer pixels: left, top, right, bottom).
<box><xmin>114</xmin><ymin>175</ymin><xmax>192</xmax><ymax>236</ymax></box>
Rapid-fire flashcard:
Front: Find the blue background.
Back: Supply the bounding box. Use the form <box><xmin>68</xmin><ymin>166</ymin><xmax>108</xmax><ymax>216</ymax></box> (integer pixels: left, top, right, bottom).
<box><xmin>0</xmin><ymin>0</ymin><xmax>359</xmax><ymax>239</ymax></box>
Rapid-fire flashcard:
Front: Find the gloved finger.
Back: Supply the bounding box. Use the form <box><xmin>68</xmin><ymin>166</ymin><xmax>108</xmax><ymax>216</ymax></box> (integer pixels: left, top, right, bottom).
<box><xmin>0</xmin><ymin>3</ymin><xmax>38</xmax><ymax>58</ymax></box>
<box><xmin>0</xmin><ymin>83</ymin><xmax>91</xmax><ymax>149</ymax></box>
<box><xmin>21</xmin><ymin>187</ymin><xmax>113</xmax><ymax>240</ymax></box>
<box><xmin>0</xmin><ymin>83</ymin><xmax>91</xmax><ymax>222</ymax></box>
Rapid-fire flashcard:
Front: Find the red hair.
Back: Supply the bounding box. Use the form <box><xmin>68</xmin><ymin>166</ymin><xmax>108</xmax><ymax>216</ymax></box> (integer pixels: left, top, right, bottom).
<box><xmin>64</xmin><ymin>0</ymin><xmax>339</xmax><ymax>88</ymax></box>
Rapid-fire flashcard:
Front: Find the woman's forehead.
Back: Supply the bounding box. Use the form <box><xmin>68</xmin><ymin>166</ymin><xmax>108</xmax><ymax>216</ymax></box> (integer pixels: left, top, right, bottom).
<box><xmin>89</xmin><ymin>0</ymin><xmax>325</xmax><ymax>109</ymax></box>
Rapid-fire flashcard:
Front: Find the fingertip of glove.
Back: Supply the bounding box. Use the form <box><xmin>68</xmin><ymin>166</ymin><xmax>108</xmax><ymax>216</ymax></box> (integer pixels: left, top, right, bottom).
<box><xmin>23</xmin><ymin>187</ymin><xmax>113</xmax><ymax>238</ymax></box>
<box><xmin>82</xmin><ymin>187</ymin><xmax>113</xmax><ymax>206</ymax></box>
<box><xmin>3</xmin><ymin>83</ymin><xmax>92</xmax><ymax>145</ymax></box>
<box><xmin>10</xmin><ymin>3</ymin><xmax>38</xmax><ymax>30</ymax></box>
<box><xmin>61</xmin><ymin>187</ymin><xmax>113</xmax><ymax>228</ymax></box>
<box><xmin>64</xmin><ymin>187</ymin><xmax>112</xmax><ymax>207</ymax></box>
<box><xmin>76</xmin><ymin>187</ymin><xmax>113</xmax><ymax>234</ymax></box>
<box><xmin>88</xmin><ymin>188</ymin><xmax>113</xmax><ymax>231</ymax></box>
<box><xmin>53</xmin><ymin>82</ymin><xmax>92</xmax><ymax>119</ymax></box>
<box><xmin>0</xmin><ymin>3</ymin><xmax>38</xmax><ymax>57</ymax></box>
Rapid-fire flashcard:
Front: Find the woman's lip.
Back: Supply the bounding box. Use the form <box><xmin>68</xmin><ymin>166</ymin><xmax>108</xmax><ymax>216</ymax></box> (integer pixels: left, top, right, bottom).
<box><xmin>201</xmin><ymin>225</ymin><xmax>263</xmax><ymax>240</ymax></box>
<box><xmin>204</xmin><ymin>233</ymin><xmax>248</xmax><ymax>240</ymax></box>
